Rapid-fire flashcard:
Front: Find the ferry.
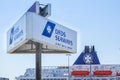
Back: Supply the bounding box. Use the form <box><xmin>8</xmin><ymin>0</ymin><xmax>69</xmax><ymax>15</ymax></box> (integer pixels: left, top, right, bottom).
<box><xmin>16</xmin><ymin>46</ymin><xmax>120</xmax><ymax>80</ymax></box>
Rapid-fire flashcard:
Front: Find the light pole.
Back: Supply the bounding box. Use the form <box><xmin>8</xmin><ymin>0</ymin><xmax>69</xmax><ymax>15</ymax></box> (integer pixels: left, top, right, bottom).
<box><xmin>66</xmin><ymin>54</ymin><xmax>71</xmax><ymax>80</ymax></box>
<box><xmin>90</xmin><ymin>63</ymin><xmax>92</xmax><ymax>80</ymax></box>
<box><xmin>34</xmin><ymin>2</ymin><xmax>51</xmax><ymax>80</ymax></box>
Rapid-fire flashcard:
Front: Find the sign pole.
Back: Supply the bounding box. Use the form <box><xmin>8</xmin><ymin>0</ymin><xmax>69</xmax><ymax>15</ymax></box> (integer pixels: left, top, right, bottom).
<box><xmin>35</xmin><ymin>2</ymin><xmax>50</xmax><ymax>80</ymax></box>
<box><xmin>35</xmin><ymin>42</ymin><xmax>43</xmax><ymax>80</ymax></box>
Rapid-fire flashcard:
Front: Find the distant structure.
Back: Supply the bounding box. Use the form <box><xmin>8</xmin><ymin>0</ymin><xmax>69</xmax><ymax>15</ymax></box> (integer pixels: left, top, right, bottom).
<box><xmin>16</xmin><ymin>67</ymin><xmax>68</xmax><ymax>80</ymax></box>
<box><xmin>0</xmin><ymin>77</ymin><xmax>9</xmax><ymax>80</ymax></box>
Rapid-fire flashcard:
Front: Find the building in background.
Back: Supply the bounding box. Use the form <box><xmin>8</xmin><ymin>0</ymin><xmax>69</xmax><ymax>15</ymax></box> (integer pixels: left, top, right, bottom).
<box><xmin>16</xmin><ymin>46</ymin><xmax>120</xmax><ymax>80</ymax></box>
<box><xmin>16</xmin><ymin>67</ymin><xmax>68</xmax><ymax>80</ymax></box>
<box><xmin>0</xmin><ymin>77</ymin><xmax>9</xmax><ymax>80</ymax></box>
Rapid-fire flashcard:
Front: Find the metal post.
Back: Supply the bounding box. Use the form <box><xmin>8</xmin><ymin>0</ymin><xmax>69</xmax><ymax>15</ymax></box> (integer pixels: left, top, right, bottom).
<box><xmin>90</xmin><ymin>64</ymin><xmax>92</xmax><ymax>80</ymax></box>
<box><xmin>35</xmin><ymin>42</ymin><xmax>43</xmax><ymax>80</ymax></box>
<box><xmin>67</xmin><ymin>54</ymin><xmax>71</xmax><ymax>80</ymax></box>
<box><xmin>68</xmin><ymin>55</ymin><xmax>70</xmax><ymax>80</ymax></box>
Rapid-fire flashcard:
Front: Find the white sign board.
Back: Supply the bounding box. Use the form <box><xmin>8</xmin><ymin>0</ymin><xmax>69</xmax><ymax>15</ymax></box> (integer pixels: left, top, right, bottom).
<box><xmin>7</xmin><ymin>14</ymin><xmax>27</xmax><ymax>53</ymax></box>
<box><xmin>7</xmin><ymin>12</ymin><xmax>77</xmax><ymax>54</ymax></box>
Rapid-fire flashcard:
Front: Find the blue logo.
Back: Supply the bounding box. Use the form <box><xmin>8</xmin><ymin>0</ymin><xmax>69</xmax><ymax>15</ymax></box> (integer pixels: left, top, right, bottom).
<box><xmin>83</xmin><ymin>53</ymin><xmax>93</xmax><ymax>64</ymax></box>
<box><xmin>9</xmin><ymin>27</ymin><xmax>15</xmax><ymax>45</ymax></box>
<box><xmin>42</xmin><ymin>21</ymin><xmax>56</xmax><ymax>38</ymax></box>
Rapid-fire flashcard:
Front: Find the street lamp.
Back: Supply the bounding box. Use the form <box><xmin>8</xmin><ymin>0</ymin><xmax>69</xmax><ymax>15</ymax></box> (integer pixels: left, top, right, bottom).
<box><xmin>66</xmin><ymin>54</ymin><xmax>71</xmax><ymax>80</ymax></box>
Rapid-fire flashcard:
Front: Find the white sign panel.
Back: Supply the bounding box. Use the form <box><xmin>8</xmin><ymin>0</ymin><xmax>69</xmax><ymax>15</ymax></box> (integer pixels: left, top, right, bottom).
<box><xmin>7</xmin><ymin>12</ymin><xmax>77</xmax><ymax>53</ymax></box>
<box><xmin>30</xmin><ymin>12</ymin><xmax>77</xmax><ymax>53</ymax></box>
<box><xmin>7</xmin><ymin>14</ymin><xmax>27</xmax><ymax>53</ymax></box>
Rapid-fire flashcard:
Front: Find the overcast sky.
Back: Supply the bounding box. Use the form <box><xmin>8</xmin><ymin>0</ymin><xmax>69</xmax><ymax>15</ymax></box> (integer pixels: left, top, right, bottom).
<box><xmin>0</xmin><ymin>0</ymin><xmax>120</xmax><ymax>80</ymax></box>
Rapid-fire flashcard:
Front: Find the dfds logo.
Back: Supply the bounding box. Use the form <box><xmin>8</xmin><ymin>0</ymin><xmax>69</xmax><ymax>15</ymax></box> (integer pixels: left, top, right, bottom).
<box><xmin>9</xmin><ymin>26</ymin><xmax>23</xmax><ymax>45</ymax></box>
<box><xmin>83</xmin><ymin>53</ymin><xmax>93</xmax><ymax>64</ymax></box>
<box><xmin>42</xmin><ymin>21</ymin><xmax>55</xmax><ymax>38</ymax></box>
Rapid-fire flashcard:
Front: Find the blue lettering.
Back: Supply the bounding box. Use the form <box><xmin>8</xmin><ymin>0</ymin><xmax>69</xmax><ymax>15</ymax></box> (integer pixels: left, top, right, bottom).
<box><xmin>55</xmin><ymin>35</ymin><xmax>73</xmax><ymax>46</ymax></box>
<box><xmin>55</xmin><ymin>29</ymin><xmax>73</xmax><ymax>46</ymax></box>
<box><xmin>55</xmin><ymin>29</ymin><xmax>66</xmax><ymax>37</ymax></box>
<box><xmin>14</xmin><ymin>27</ymin><xmax>19</xmax><ymax>34</ymax></box>
<box><xmin>14</xmin><ymin>30</ymin><xmax>23</xmax><ymax>41</ymax></box>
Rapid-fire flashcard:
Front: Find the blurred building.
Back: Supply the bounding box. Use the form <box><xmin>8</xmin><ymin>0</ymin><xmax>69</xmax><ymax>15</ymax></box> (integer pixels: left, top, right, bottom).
<box><xmin>0</xmin><ymin>77</ymin><xmax>9</xmax><ymax>80</ymax></box>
